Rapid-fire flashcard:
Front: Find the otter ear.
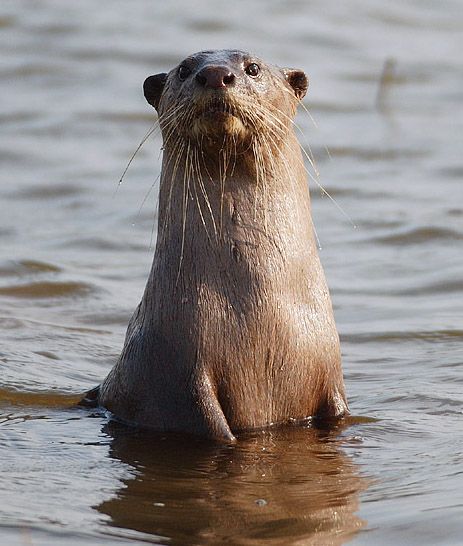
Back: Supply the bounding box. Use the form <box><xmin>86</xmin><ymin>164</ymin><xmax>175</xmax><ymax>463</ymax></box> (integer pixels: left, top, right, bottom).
<box><xmin>143</xmin><ymin>73</ymin><xmax>168</xmax><ymax>110</ymax></box>
<box><xmin>283</xmin><ymin>69</ymin><xmax>308</xmax><ymax>100</ymax></box>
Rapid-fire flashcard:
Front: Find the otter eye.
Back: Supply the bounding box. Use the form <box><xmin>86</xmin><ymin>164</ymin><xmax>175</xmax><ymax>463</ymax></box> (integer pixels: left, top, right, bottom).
<box><xmin>245</xmin><ymin>63</ymin><xmax>260</xmax><ymax>77</ymax></box>
<box><xmin>178</xmin><ymin>65</ymin><xmax>191</xmax><ymax>81</ymax></box>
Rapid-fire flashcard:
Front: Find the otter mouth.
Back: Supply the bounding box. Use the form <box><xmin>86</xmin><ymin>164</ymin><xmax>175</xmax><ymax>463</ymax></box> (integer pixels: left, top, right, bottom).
<box><xmin>190</xmin><ymin>96</ymin><xmax>248</xmax><ymax>139</ymax></box>
<box><xmin>198</xmin><ymin>98</ymin><xmax>238</xmax><ymax>120</ymax></box>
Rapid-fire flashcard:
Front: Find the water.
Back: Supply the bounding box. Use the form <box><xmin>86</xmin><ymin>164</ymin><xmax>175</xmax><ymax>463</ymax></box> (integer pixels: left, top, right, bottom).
<box><xmin>1</xmin><ymin>0</ymin><xmax>462</xmax><ymax>544</ymax></box>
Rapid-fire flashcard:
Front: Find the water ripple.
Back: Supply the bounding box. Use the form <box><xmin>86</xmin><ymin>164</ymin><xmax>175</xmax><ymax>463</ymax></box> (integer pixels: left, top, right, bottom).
<box><xmin>0</xmin><ymin>259</ymin><xmax>61</xmax><ymax>277</ymax></box>
<box><xmin>374</xmin><ymin>226</ymin><xmax>463</xmax><ymax>245</ymax></box>
<box><xmin>0</xmin><ymin>281</ymin><xmax>93</xmax><ymax>299</ymax></box>
<box><xmin>342</xmin><ymin>329</ymin><xmax>463</xmax><ymax>343</ymax></box>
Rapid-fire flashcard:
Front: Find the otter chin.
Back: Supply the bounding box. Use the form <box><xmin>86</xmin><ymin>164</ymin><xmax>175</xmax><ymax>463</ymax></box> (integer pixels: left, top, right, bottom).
<box><xmin>87</xmin><ymin>49</ymin><xmax>349</xmax><ymax>442</ymax></box>
<box><xmin>193</xmin><ymin>101</ymin><xmax>246</xmax><ymax>140</ymax></box>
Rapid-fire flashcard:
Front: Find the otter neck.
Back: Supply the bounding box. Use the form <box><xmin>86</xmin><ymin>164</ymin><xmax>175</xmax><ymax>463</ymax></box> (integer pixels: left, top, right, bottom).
<box><xmin>156</xmin><ymin>128</ymin><xmax>311</xmax><ymax>242</ymax></box>
<box><xmin>139</xmin><ymin>124</ymin><xmax>320</xmax><ymax>370</ymax></box>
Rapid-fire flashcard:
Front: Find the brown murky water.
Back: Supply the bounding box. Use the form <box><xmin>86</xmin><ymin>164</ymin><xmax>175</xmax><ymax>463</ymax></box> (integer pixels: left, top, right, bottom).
<box><xmin>1</xmin><ymin>1</ymin><xmax>462</xmax><ymax>544</ymax></box>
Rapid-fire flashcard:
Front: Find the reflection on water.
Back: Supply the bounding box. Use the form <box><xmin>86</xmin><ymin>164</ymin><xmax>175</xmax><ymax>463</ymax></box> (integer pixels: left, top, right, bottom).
<box><xmin>98</xmin><ymin>423</ymin><xmax>366</xmax><ymax>545</ymax></box>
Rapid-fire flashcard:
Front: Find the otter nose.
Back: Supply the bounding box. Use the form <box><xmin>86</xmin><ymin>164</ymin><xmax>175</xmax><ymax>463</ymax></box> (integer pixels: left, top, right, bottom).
<box><xmin>195</xmin><ymin>66</ymin><xmax>235</xmax><ymax>89</ymax></box>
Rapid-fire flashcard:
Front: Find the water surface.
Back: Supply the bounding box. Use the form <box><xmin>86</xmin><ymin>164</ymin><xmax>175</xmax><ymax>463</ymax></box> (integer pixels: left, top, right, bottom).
<box><xmin>1</xmin><ymin>0</ymin><xmax>462</xmax><ymax>544</ymax></box>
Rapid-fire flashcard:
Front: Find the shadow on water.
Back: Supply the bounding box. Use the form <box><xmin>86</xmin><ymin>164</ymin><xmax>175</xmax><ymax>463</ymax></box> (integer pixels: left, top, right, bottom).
<box><xmin>97</xmin><ymin>420</ymin><xmax>368</xmax><ymax>545</ymax></box>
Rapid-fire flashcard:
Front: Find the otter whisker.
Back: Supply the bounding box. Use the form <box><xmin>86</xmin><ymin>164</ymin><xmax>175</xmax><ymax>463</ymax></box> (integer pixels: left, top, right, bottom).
<box><xmin>193</xmin><ymin>145</ymin><xmax>218</xmax><ymax>240</ymax></box>
<box><xmin>138</xmin><ymin>172</ymin><xmax>161</xmax><ymax>215</ymax></box>
<box><xmin>164</xmin><ymin>137</ymin><xmax>186</xmax><ymax>234</ymax></box>
<box><xmin>258</xmin><ymin>93</ymin><xmax>321</xmax><ymax>176</ymax></box>
<box><xmin>116</xmin><ymin>121</ymin><xmax>159</xmax><ymax>192</ymax></box>
<box><xmin>274</xmin><ymin>79</ymin><xmax>334</xmax><ymax>164</ymax></box>
<box><xmin>187</xmin><ymin>143</ymin><xmax>214</xmax><ymax>245</ymax></box>
<box><xmin>250</xmin><ymin>135</ymin><xmax>269</xmax><ymax>232</ymax></box>
<box><xmin>218</xmin><ymin>134</ymin><xmax>231</xmax><ymax>237</ymax></box>
<box><xmin>262</xmin><ymin>81</ymin><xmax>356</xmax><ymax>228</ymax></box>
<box><xmin>176</xmin><ymin>141</ymin><xmax>193</xmax><ymax>284</ymax></box>
<box><xmin>260</xmin><ymin>127</ymin><xmax>306</xmax><ymax>236</ymax></box>
<box><xmin>298</xmin><ymin>140</ymin><xmax>357</xmax><ymax>228</ymax></box>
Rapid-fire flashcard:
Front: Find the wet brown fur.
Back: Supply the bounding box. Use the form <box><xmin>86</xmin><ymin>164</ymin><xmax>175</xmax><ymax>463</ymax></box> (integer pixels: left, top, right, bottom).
<box><xmin>98</xmin><ymin>50</ymin><xmax>348</xmax><ymax>441</ymax></box>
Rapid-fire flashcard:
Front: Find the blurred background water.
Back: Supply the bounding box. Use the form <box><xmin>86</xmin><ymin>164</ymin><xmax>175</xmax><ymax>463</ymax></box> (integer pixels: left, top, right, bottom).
<box><xmin>1</xmin><ymin>1</ymin><xmax>462</xmax><ymax>544</ymax></box>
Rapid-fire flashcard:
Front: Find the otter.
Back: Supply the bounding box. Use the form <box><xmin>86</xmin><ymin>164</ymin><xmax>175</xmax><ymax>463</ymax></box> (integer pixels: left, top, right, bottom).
<box><xmin>89</xmin><ymin>49</ymin><xmax>348</xmax><ymax>441</ymax></box>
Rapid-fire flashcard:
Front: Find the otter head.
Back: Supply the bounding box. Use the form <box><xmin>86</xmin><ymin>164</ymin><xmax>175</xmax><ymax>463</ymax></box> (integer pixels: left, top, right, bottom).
<box><xmin>143</xmin><ymin>50</ymin><xmax>308</xmax><ymax>145</ymax></box>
